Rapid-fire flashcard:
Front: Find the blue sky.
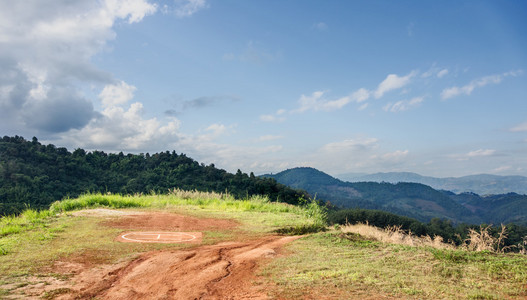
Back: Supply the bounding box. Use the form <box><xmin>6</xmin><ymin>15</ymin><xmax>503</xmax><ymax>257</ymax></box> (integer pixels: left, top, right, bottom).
<box><xmin>1</xmin><ymin>0</ymin><xmax>526</xmax><ymax>177</ymax></box>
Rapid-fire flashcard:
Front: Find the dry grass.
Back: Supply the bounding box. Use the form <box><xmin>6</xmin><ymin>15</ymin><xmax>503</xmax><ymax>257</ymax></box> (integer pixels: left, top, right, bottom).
<box><xmin>462</xmin><ymin>224</ymin><xmax>511</xmax><ymax>253</ymax></box>
<box><xmin>340</xmin><ymin>222</ymin><xmax>455</xmax><ymax>250</ymax></box>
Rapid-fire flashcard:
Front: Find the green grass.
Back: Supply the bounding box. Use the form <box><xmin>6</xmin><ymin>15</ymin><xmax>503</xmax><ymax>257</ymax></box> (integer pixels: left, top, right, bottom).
<box><xmin>260</xmin><ymin>231</ymin><xmax>527</xmax><ymax>299</ymax></box>
<box><xmin>3</xmin><ymin>191</ymin><xmax>525</xmax><ymax>299</ymax></box>
<box><xmin>0</xmin><ymin>192</ymin><xmax>322</xmax><ymax>275</ymax></box>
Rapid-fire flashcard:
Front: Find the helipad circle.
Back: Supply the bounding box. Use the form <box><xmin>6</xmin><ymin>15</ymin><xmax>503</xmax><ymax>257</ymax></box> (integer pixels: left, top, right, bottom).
<box><xmin>119</xmin><ymin>231</ymin><xmax>199</xmax><ymax>243</ymax></box>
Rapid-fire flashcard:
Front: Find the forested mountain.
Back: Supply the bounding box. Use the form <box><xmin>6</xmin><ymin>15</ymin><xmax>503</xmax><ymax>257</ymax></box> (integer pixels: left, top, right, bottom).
<box><xmin>337</xmin><ymin>171</ymin><xmax>527</xmax><ymax>195</ymax></box>
<box><xmin>0</xmin><ymin>136</ymin><xmax>307</xmax><ymax>215</ymax></box>
<box><xmin>264</xmin><ymin>167</ymin><xmax>527</xmax><ymax>225</ymax></box>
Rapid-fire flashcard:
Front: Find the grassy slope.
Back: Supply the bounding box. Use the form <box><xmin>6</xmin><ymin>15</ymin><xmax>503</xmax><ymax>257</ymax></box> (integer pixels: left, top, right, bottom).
<box><xmin>1</xmin><ymin>192</ymin><xmax>526</xmax><ymax>299</ymax></box>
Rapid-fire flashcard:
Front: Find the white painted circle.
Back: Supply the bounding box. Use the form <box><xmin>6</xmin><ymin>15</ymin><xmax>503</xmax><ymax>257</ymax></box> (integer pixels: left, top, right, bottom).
<box><xmin>120</xmin><ymin>232</ymin><xmax>197</xmax><ymax>243</ymax></box>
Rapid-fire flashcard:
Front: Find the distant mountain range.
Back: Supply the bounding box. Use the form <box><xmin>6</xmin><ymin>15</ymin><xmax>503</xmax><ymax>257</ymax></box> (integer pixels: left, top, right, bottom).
<box><xmin>337</xmin><ymin>172</ymin><xmax>527</xmax><ymax>195</ymax></box>
<box><xmin>263</xmin><ymin>167</ymin><xmax>527</xmax><ymax>226</ymax></box>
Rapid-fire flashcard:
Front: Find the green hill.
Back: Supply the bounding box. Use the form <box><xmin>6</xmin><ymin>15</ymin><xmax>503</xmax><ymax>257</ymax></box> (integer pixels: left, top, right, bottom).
<box><xmin>0</xmin><ymin>136</ymin><xmax>307</xmax><ymax>215</ymax></box>
<box><xmin>263</xmin><ymin>167</ymin><xmax>486</xmax><ymax>224</ymax></box>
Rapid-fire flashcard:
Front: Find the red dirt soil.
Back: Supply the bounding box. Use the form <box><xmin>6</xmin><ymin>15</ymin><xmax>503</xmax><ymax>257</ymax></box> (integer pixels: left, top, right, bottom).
<box><xmin>73</xmin><ymin>236</ymin><xmax>300</xmax><ymax>299</ymax></box>
<box><xmin>22</xmin><ymin>211</ymin><xmax>301</xmax><ymax>299</ymax></box>
<box><xmin>103</xmin><ymin>212</ymin><xmax>239</xmax><ymax>231</ymax></box>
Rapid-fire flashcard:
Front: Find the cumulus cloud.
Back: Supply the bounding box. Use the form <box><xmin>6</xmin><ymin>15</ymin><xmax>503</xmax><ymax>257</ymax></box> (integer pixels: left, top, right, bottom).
<box><xmin>99</xmin><ymin>81</ymin><xmax>137</xmax><ymax>107</ymax></box>
<box><xmin>383</xmin><ymin>96</ymin><xmax>424</xmax><ymax>113</ymax></box>
<box><xmin>57</xmin><ymin>102</ymin><xmax>181</xmax><ymax>152</ymax></box>
<box><xmin>374</xmin><ymin>70</ymin><xmax>417</xmax><ymax>99</ymax></box>
<box><xmin>0</xmin><ymin>0</ymin><xmax>157</xmax><ymax>136</ymax></box>
<box><xmin>441</xmin><ymin>70</ymin><xmax>523</xmax><ymax>100</ymax></box>
<box><xmin>205</xmin><ymin>123</ymin><xmax>228</xmax><ymax>137</ymax></box>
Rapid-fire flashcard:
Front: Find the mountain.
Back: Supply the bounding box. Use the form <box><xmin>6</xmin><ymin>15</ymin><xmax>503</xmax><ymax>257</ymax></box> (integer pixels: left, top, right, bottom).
<box><xmin>0</xmin><ymin>136</ymin><xmax>307</xmax><ymax>215</ymax></box>
<box><xmin>447</xmin><ymin>191</ymin><xmax>527</xmax><ymax>226</ymax></box>
<box><xmin>337</xmin><ymin>172</ymin><xmax>527</xmax><ymax>195</ymax></box>
<box><xmin>263</xmin><ymin>167</ymin><xmax>482</xmax><ymax>224</ymax></box>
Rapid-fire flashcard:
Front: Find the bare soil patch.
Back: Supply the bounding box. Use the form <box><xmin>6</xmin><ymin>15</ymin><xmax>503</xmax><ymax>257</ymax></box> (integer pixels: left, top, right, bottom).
<box><xmin>12</xmin><ymin>211</ymin><xmax>298</xmax><ymax>299</ymax></box>
<box><xmin>103</xmin><ymin>212</ymin><xmax>238</xmax><ymax>231</ymax></box>
<box><xmin>73</xmin><ymin>235</ymin><xmax>301</xmax><ymax>299</ymax></box>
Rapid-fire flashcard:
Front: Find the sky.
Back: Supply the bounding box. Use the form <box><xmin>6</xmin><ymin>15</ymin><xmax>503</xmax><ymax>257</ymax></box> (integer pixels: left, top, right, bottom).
<box><xmin>1</xmin><ymin>0</ymin><xmax>526</xmax><ymax>178</ymax></box>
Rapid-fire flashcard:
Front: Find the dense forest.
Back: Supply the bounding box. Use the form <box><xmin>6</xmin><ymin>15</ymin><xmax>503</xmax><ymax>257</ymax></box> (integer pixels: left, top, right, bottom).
<box><xmin>0</xmin><ymin>136</ymin><xmax>307</xmax><ymax>215</ymax></box>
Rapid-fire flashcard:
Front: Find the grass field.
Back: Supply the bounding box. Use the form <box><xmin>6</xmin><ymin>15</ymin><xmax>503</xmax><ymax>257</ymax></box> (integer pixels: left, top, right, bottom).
<box><xmin>1</xmin><ymin>192</ymin><xmax>526</xmax><ymax>299</ymax></box>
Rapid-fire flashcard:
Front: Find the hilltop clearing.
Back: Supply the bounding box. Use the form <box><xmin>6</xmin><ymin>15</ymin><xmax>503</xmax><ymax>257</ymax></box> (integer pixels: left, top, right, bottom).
<box><xmin>1</xmin><ymin>193</ymin><xmax>526</xmax><ymax>299</ymax></box>
<box><xmin>12</xmin><ymin>209</ymin><xmax>299</xmax><ymax>299</ymax></box>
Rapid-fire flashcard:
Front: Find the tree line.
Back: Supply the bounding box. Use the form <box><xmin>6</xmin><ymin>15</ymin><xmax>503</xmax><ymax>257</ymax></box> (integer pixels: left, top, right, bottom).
<box><xmin>0</xmin><ymin>136</ymin><xmax>307</xmax><ymax>215</ymax></box>
<box><xmin>328</xmin><ymin>208</ymin><xmax>527</xmax><ymax>251</ymax></box>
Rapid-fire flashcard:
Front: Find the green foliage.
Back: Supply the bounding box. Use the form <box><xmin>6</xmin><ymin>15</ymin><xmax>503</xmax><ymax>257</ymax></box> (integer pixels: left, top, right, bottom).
<box><xmin>0</xmin><ymin>136</ymin><xmax>308</xmax><ymax>215</ymax></box>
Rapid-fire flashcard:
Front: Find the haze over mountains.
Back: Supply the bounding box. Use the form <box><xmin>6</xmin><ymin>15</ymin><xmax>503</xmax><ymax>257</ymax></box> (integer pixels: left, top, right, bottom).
<box><xmin>263</xmin><ymin>167</ymin><xmax>527</xmax><ymax>226</ymax></box>
<box><xmin>337</xmin><ymin>172</ymin><xmax>527</xmax><ymax>195</ymax></box>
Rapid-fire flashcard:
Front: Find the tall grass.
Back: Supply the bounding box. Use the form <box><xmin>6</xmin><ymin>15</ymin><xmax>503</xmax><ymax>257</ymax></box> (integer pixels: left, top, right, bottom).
<box><xmin>0</xmin><ymin>209</ymin><xmax>54</xmax><ymax>237</ymax></box>
<box><xmin>341</xmin><ymin>223</ymin><xmax>454</xmax><ymax>250</ymax></box>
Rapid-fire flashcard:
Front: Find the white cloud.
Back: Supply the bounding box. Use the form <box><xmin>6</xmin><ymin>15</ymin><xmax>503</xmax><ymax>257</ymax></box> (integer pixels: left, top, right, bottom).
<box><xmin>510</xmin><ymin>121</ymin><xmax>527</xmax><ymax>132</ymax></box>
<box><xmin>255</xmin><ymin>135</ymin><xmax>284</xmax><ymax>142</ymax></box>
<box><xmin>205</xmin><ymin>123</ymin><xmax>227</xmax><ymax>136</ymax></box>
<box><xmin>260</xmin><ymin>109</ymin><xmax>286</xmax><ymax>122</ymax></box>
<box><xmin>382</xmin><ymin>150</ymin><xmax>409</xmax><ymax>161</ymax></box>
<box><xmin>59</xmin><ymin>102</ymin><xmax>181</xmax><ymax>152</ymax></box>
<box><xmin>437</xmin><ymin>69</ymin><xmax>449</xmax><ymax>78</ymax></box>
<box><xmin>171</xmin><ymin>0</ymin><xmax>208</xmax><ymax>17</ymax></box>
<box><xmin>358</xmin><ymin>103</ymin><xmax>368</xmax><ymax>111</ymax></box>
<box><xmin>0</xmin><ymin>0</ymin><xmax>157</xmax><ymax>135</ymax></box>
<box><xmin>351</xmin><ymin>88</ymin><xmax>370</xmax><ymax>103</ymax></box>
<box><xmin>321</xmin><ymin>138</ymin><xmax>378</xmax><ymax>153</ymax></box>
<box><xmin>383</xmin><ymin>96</ymin><xmax>424</xmax><ymax>113</ymax></box>
<box><xmin>374</xmin><ymin>70</ymin><xmax>417</xmax><ymax>99</ymax></box>
<box><xmin>294</xmin><ymin>91</ymin><xmax>351</xmax><ymax>113</ymax></box>
<box><xmin>441</xmin><ymin>70</ymin><xmax>523</xmax><ymax>100</ymax></box>
<box><xmin>467</xmin><ymin>149</ymin><xmax>496</xmax><ymax>157</ymax></box>
<box><xmin>99</xmin><ymin>81</ymin><xmax>137</xmax><ymax>107</ymax></box>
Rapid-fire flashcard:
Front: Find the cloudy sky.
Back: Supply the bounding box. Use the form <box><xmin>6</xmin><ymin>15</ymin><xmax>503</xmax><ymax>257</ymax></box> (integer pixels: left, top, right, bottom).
<box><xmin>1</xmin><ymin>0</ymin><xmax>526</xmax><ymax>177</ymax></box>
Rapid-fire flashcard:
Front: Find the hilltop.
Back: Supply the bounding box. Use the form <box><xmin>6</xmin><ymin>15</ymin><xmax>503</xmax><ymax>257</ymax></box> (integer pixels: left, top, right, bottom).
<box><xmin>1</xmin><ymin>193</ymin><xmax>526</xmax><ymax>299</ymax></box>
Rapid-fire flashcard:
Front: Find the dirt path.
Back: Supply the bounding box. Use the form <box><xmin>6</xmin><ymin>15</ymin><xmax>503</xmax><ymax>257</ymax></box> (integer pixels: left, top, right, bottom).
<box><xmin>71</xmin><ymin>235</ymin><xmax>299</xmax><ymax>299</ymax></box>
